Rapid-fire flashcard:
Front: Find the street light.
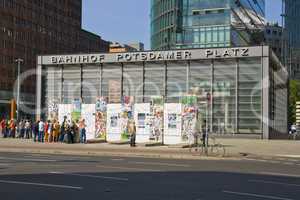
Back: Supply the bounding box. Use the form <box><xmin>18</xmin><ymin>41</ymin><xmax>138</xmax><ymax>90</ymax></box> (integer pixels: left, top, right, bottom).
<box><xmin>15</xmin><ymin>58</ymin><xmax>24</xmax><ymax>122</ymax></box>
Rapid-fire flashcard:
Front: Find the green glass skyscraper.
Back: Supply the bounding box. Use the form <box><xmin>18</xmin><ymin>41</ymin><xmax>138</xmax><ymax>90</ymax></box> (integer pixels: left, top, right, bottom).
<box><xmin>151</xmin><ymin>0</ymin><xmax>265</xmax><ymax>50</ymax></box>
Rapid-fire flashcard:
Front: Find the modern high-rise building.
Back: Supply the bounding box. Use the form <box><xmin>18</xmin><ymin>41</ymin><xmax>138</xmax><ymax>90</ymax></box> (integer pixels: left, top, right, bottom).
<box><xmin>151</xmin><ymin>0</ymin><xmax>265</xmax><ymax>50</ymax></box>
<box><xmin>0</xmin><ymin>0</ymin><xmax>110</xmax><ymax>117</ymax></box>
<box><xmin>284</xmin><ymin>0</ymin><xmax>300</xmax><ymax>79</ymax></box>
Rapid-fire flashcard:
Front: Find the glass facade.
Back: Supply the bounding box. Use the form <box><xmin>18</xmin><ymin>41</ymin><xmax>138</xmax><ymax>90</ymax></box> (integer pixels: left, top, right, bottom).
<box><xmin>151</xmin><ymin>0</ymin><xmax>265</xmax><ymax>50</ymax></box>
<box><xmin>43</xmin><ymin>57</ymin><xmax>265</xmax><ymax>135</ymax></box>
<box><xmin>285</xmin><ymin>0</ymin><xmax>300</xmax><ymax>49</ymax></box>
<box><xmin>40</xmin><ymin>46</ymin><xmax>288</xmax><ymax>138</ymax></box>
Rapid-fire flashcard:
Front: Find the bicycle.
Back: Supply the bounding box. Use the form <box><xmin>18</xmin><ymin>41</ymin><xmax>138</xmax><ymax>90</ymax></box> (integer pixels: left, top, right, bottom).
<box><xmin>209</xmin><ymin>136</ymin><xmax>226</xmax><ymax>157</ymax></box>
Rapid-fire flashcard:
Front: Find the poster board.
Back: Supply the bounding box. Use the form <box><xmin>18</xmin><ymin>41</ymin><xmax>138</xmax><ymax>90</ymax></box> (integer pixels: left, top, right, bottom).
<box><xmin>71</xmin><ymin>98</ymin><xmax>82</xmax><ymax>122</ymax></box>
<box><xmin>58</xmin><ymin>104</ymin><xmax>72</xmax><ymax>124</ymax></box>
<box><xmin>134</xmin><ymin>103</ymin><xmax>151</xmax><ymax>143</ymax></box>
<box><xmin>95</xmin><ymin>97</ymin><xmax>107</xmax><ymax>140</ymax></box>
<box><xmin>81</xmin><ymin>104</ymin><xmax>96</xmax><ymax>140</ymax></box>
<box><xmin>149</xmin><ymin>96</ymin><xmax>164</xmax><ymax>142</ymax></box>
<box><xmin>48</xmin><ymin>100</ymin><xmax>59</xmax><ymax>121</ymax></box>
<box><xmin>164</xmin><ymin>103</ymin><xmax>182</xmax><ymax>145</ymax></box>
<box><xmin>106</xmin><ymin>104</ymin><xmax>122</xmax><ymax>142</ymax></box>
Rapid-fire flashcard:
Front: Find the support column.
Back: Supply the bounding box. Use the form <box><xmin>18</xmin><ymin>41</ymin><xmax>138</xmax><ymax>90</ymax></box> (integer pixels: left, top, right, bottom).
<box><xmin>163</xmin><ymin>61</ymin><xmax>167</xmax><ymax>99</ymax></box>
<box><xmin>210</xmin><ymin>60</ymin><xmax>214</xmax><ymax>133</ymax></box>
<box><xmin>262</xmin><ymin>55</ymin><xmax>270</xmax><ymax>139</ymax></box>
<box><xmin>142</xmin><ymin>62</ymin><xmax>145</xmax><ymax>103</ymax></box>
<box><xmin>186</xmin><ymin>61</ymin><xmax>190</xmax><ymax>94</ymax></box>
<box><xmin>235</xmin><ymin>59</ymin><xmax>239</xmax><ymax>134</ymax></box>
<box><xmin>99</xmin><ymin>64</ymin><xmax>103</xmax><ymax>97</ymax></box>
<box><xmin>80</xmin><ymin>64</ymin><xmax>83</xmax><ymax>102</ymax></box>
<box><xmin>36</xmin><ymin>57</ymin><xmax>43</xmax><ymax>121</ymax></box>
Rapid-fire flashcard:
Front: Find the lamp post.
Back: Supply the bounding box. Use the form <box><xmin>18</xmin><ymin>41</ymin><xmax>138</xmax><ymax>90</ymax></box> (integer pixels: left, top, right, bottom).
<box><xmin>15</xmin><ymin>58</ymin><xmax>24</xmax><ymax>122</ymax></box>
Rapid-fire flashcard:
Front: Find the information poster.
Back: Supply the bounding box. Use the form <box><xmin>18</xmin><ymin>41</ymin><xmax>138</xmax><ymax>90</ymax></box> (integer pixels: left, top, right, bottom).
<box><xmin>134</xmin><ymin>103</ymin><xmax>151</xmax><ymax>143</ymax></box>
<box><xmin>120</xmin><ymin>96</ymin><xmax>134</xmax><ymax>141</ymax></box>
<box><xmin>106</xmin><ymin>104</ymin><xmax>122</xmax><ymax>142</ymax></box>
<box><xmin>181</xmin><ymin>96</ymin><xmax>198</xmax><ymax>143</ymax></box>
<box><xmin>58</xmin><ymin>104</ymin><xmax>72</xmax><ymax>124</ymax></box>
<box><xmin>95</xmin><ymin>97</ymin><xmax>107</xmax><ymax>140</ymax></box>
<box><xmin>81</xmin><ymin>104</ymin><xmax>96</xmax><ymax>140</ymax></box>
<box><xmin>71</xmin><ymin>98</ymin><xmax>82</xmax><ymax>122</ymax></box>
<box><xmin>150</xmin><ymin>97</ymin><xmax>164</xmax><ymax>142</ymax></box>
<box><xmin>164</xmin><ymin>103</ymin><xmax>182</xmax><ymax>145</ymax></box>
<box><xmin>48</xmin><ymin>100</ymin><xmax>59</xmax><ymax>121</ymax></box>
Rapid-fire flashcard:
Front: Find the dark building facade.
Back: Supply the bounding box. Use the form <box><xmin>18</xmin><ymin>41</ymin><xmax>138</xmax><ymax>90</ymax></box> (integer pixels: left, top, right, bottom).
<box><xmin>0</xmin><ymin>0</ymin><xmax>109</xmax><ymax>117</ymax></box>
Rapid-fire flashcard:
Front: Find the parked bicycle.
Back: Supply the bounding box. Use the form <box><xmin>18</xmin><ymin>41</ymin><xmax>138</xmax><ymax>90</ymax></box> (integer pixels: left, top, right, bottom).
<box><xmin>189</xmin><ymin>134</ymin><xmax>226</xmax><ymax>157</ymax></box>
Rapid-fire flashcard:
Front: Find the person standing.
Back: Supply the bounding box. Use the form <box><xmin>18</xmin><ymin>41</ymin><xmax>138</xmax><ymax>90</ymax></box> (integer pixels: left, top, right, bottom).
<box><xmin>79</xmin><ymin>119</ymin><xmax>87</xmax><ymax>144</ymax></box>
<box><xmin>9</xmin><ymin>119</ymin><xmax>16</xmax><ymax>138</ymax></box>
<box><xmin>19</xmin><ymin>120</ymin><xmax>25</xmax><ymax>138</ymax></box>
<box><xmin>128</xmin><ymin>119</ymin><xmax>136</xmax><ymax>147</ymax></box>
<box><xmin>59</xmin><ymin>117</ymin><xmax>67</xmax><ymax>142</ymax></box>
<box><xmin>38</xmin><ymin>120</ymin><xmax>45</xmax><ymax>142</ymax></box>
<box><xmin>44</xmin><ymin>120</ymin><xmax>49</xmax><ymax>142</ymax></box>
<box><xmin>24</xmin><ymin>120</ymin><xmax>31</xmax><ymax>139</ymax></box>
<box><xmin>53</xmin><ymin>120</ymin><xmax>60</xmax><ymax>142</ymax></box>
<box><xmin>0</xmin><ymin>118</ymin><xmax>5</xmax><ymax>137</ymax></box>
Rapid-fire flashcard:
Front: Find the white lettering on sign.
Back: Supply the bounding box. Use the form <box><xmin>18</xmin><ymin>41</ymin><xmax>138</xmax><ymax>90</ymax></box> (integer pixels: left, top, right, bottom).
<box><xmin>48</xmin><ymin>48</ymin><xmax>252</xmax><ymax>65</ymax></box>
<box><xmin>205</xmin><ymin>48</ymin><xmax>249</xmax><ymax>58</ymax></box>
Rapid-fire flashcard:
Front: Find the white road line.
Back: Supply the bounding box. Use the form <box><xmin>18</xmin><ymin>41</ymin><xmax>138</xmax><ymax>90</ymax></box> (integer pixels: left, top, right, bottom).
<box><xmin>260</xmin><ymin>172</ymin><xmax>300</xmax><ymax>178</ymax></box>
<box><xmin>49</xmin><ymin>172</ymin><xmax>128</xmax><ymax>181</ymax></box>
<box><xmin>130</xmin><ymin>161</ymin><xmax>190</xmax><ymax>168</ymax></box>
<box><xmin>0</xmin><ymin>180</ymin><xmax>82</xmax><ymax>190</ymax></box>
<box><xmin>111</xmin><ymin>158</ymin><xmax>125</xmax><ymax>161</ymax></box>
<box><xmin>223</xmin><ymin>190</ymin><xmax>294</xmax><ymax>200</ymax></box>
<box><xmin>0</xmin><ymin>157</ymin><xmax>57</xmax><ymax>162</ymax></box>
<box><xmin>249</xmin><ymin>180</ymin><xmax>300</xmax><ymax>187</ymax></box>
<box><xmin>96</xmin><ymin>165</ymin><xmax>162</xmax><ymax>172</ymax></box>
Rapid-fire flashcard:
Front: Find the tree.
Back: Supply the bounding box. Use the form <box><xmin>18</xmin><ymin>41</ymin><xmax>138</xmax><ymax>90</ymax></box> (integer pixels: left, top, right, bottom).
<box><xmin>289</xmin><ymin>80</ymin><xmax>300</xmax><ymax>125</ymax></box>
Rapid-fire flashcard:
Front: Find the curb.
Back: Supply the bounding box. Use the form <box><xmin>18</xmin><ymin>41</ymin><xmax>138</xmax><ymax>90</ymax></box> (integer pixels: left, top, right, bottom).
<box><xmin>0</xmin><ymin>147</ymin><xmax>238</xmax><ymax>161</ymax></box>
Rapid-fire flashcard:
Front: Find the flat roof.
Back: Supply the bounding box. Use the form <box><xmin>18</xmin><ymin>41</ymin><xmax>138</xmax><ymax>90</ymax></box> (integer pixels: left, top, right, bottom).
<box><xmin>37</xmin><ymin>46</ymin><xmax>270</xmax><ymax>65</ymax></box>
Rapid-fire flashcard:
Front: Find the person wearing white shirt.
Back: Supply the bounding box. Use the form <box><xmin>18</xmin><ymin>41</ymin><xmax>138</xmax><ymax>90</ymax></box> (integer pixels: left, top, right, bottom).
<box><xmin>38</xmin><ymin>120</ymin><xmax>45</xmax><ymax>142</ymax></box>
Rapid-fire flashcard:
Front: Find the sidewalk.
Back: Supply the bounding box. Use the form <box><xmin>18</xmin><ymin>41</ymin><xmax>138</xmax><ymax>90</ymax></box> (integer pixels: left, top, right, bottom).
<box><xmin>0</xmin><ymin>138</ymin><xmax>299</xmax><ymax>160</ymax></box>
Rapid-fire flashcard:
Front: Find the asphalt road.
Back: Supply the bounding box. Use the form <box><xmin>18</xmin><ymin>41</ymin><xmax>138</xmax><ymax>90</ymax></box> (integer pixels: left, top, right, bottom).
<box><xmin>0</xmin><ymin>152</ymin><xmax>299</xmax><ymax>200</ymax></box>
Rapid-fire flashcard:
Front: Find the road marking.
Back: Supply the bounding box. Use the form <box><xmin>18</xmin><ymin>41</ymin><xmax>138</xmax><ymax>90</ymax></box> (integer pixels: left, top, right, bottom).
<box><xmin>111</xmin><ymin>158</ymin><xmax>125</xmax><ymax>161</ymax></box>
<box><xmin>49</xmin><ymin>172</ymin><xmax>128</xmax><ymax>182</ymax></box>
<box><xmin>276</xmin><ymin>155</ymin><xmax>300</xmax><ymax>158</ymax></box>
<box><xmin>260</xmin><ymin>172</ymin><xmax>300</xmax><ymax>178</ymax></box>
<box><xmin>249</xmin><ymin>180</ymin><xmax>300</xmax><ymax>187</ymax></box>
<box><xmin>130</xmin><ymin>161</ymin><xmax>190</xmax><ymax>168</ymax></box>
<box><xmin>223</xmin><ymin>190</ymin><xmax>294</xmax><ymax>200</ymax></box>
<box><xmin>0</xmin><ymin>157</ymin><xmax>57</xmax><ymax>162</ymax></box>
<box><xmin>96</xmin><ymin>165</ymin><xmax>162</xmax><ymax>172</ymax></box>
<box><xmin>0</xmin><ymin>179</ymin><xmax>82</xmax><ymax>190</ymax></box>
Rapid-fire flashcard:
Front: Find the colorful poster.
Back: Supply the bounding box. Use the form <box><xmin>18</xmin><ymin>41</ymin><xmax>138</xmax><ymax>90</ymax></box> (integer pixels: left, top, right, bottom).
<box><xmin>48</xmin><ymin>100</ymin><xmax>59</xmax><ymax>121</ymax></box>
<box><xmin>134</xmin><ymin>103</ymin><xmax>151</xmax><ymax>143</ymax></box>
<box><xmin>95</xmin><ymin>97</ymin><xmax>107</xmax><ymax>140</ymax></box>
<box><xmin>71</xmin><ymin>98</ymin><xmax>82</xmax><ymax>122</ymax></box>
<box><xmin>106</xmin><ymin>104</ymin><xmax>122</xmax><ymax>142</ymax></box>
<box><xmin>181</xmin><ymin>96</ymin><xmax>198</xmax><ymax>143</ymax></box>
<box><xmin>120</xmin><ymin>96</ymin><xmax>134</xmax><ymax>141</ymax></box>
<box><xmin>149</xmin><ymin>96</ymin><xmax>164</xmax><ymax>142</ymax></box>
<box><xmin>81</xmin><ymin>104</ymin><xmax>96</xmax><ymax>140</ymax></box>
<box><xmin>109</xmin><ymin>80</ymin><xmax>121</xmax><ymax>103</ymax></box>
<box><xmin>164</xmin><ymin>103</ymin><xmax>182</xmax><ymax>145</ymax></box>
<box><xmin>58</xmin><ymin>104</ymin><xmax>72</xmax><ymax>124</ymax></box>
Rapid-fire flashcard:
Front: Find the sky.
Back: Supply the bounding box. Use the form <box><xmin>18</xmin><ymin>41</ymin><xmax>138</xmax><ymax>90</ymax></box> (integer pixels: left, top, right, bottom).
<box><xmin>82</xmin><ymin>0</ymin><xmax>283</xmax><ymax>50</ymax></box>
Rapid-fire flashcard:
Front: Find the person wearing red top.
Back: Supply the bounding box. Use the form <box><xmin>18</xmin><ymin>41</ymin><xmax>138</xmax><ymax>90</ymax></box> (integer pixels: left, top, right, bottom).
<box><xmin>0</xmin><ymin>119</ymin><xmax>5</xmax><ymax>137</ymax></box>
<box><xmin>9</xmin><ymin>119</ymin><xmax>16</xmax><ymax>138</ymax></box>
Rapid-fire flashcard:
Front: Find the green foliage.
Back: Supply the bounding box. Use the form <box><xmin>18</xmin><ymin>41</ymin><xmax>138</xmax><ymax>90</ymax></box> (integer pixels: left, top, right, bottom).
<box><xmin>289</xmin><ymin>80</ymin><xmax>300</xmax><ymax>124</ymax></box>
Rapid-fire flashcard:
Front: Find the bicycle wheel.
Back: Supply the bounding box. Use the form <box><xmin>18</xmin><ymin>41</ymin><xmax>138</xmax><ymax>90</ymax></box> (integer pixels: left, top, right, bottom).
<box><xmin>210</xmin><ymin>144</ymin><xmax>226</xmax><ymax>157</ymax></box>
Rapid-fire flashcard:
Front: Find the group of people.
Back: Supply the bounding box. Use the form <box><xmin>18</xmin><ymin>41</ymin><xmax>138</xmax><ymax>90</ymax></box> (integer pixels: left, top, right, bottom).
<box><xmin>0</xmin><ymin>117</ymin><xmax>87</xmax><ymax>144</ymax></box>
